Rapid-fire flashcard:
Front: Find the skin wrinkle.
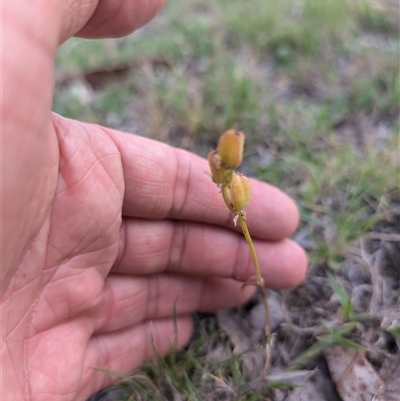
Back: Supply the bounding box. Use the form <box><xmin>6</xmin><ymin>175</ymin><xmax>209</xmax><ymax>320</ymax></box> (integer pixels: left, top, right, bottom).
<box><xmin>181</xmin><ymin>224</ymin><xmax>234</xmax><ymax>280</ymax></box>
<box><xmin>138</xmin><ymin>223</ymin><xmax>170</xmax><ymax>268</ymax></box>
<box><xmin>54</xmin><ymin>129</ymin><xmax>83</xmax><ymax>191</ymax></box>
<box><xmin>36</xmin><ymin>294</ymin><xmax>63</xmax><ymax>333</ymax></box>
<box><xmin>2</xmin><ymin>345</ymin><xmax>24</xmax><ymax>397</ymax></box>
<box><xmin>196</xmin><ymin>276</ymin><xmax>209</xmax><ymax>312</ymax></box>
<box><xmin>45</xmin><ymin>185</ymin><xmax>121</xmax><ymax>269</ymax></box>
<box><xmin>3</xmin><ymin>227</ymin><xmax>52</xmax><ymax>337</ymax></box>
<box><xmin>124</xmin><ymin>177</ymin><xmax>168</xmax><ymax>218</ymax></box>
<box><xmin>61</xmin><ymin>0</ymin><xmax>97</xmax><ymax>42</ymax></box>
<box><xmin>197</xmin><ymin>183</ymin><xmax>218</xmax><ymax>220</ymax></box>
<box><xmin>80</xmin><ymin>0</ymin><xmax>123</xmax><ymax>36</ymax></box>
<box><xmin>90</xmin><ymin>330</ymin><xmax>133</xmax><ymax>374</ymax></box>
<box><xmin>114</xmin><ymin>217</ymin><xmax>129</xmax><ymax>274</ymax></box>
<box><xmin>92</xmin><ymin>216</ymin><xmax>122</xmax><ymax>254</ymax></box>
<box><xmin>55</xmin><ymin>122</ymin><xmax>123</xmax><ymax>202</ymax></box>
<box><xmin>122</xmin><ymin>135</ymin><xmax>169</xmax><ymax>175</ymax></box>
<box><xmin>93</xmin><ymin>274</ymin><xmax>127</xmax><ymax>334</ymax></box>
<box><xmin>113</xmin><ymin>279</ymin><xmax>146</xmax><ymax>325</ymax></box>
<box><xmin>3</xmin><ymin>301</ymin><xmax>35</xmax><ymax>342</ymax></box>
<box><xmin>88</xmin><ymin>124</ymin><xmax>122</xmax><ymax>164</ymax></box>
<box><xmin>2</xmin><ymin>290</ymin><xmax>35</xmax><ymax>340</ymax></box>
<box><xmin>147</xmin><ymin>175</ymin><xmax>171</xmax><ymax>219</ymax></box>
<box><xmin>58</xmin><ymin>147</ymin><xmax>96</xmax><ymax>193</ymax></box>
<box><xmin>96</xmin><ymin>278</ymin><xmax>114</xmax><ymax>333</ymax></box>
<box><xmin>167</xmin><ymin>222</ymin><xmax>248</xmax><ymax>272</ymax></box>
<box><xmin>143</xmin><ymin>165</ymin><xmax>173</xmax><ymax>218</ymax></box>
<box><xmin>59</xmin><ymin>158</ymin><xmax>94</xmax><ymax>195</ymax></box>
<box><xmin>145</xmin><ymin>274</ymin><xmax>161</xmax><ymax>322</ymax></box>
<box><xmin>4</xmin><ymin>258</ymin><xmax>41</xmax><ymax>299</ymax></box>
<box><xmin>113</xmin><ymin>219</ymin><xmax>170</xmax><ymax>275</ymax></box>
<box><xmin>43</xmin><ymin>276</ymin><xmax>104</xmax><ymax>332</ymax></box>
<box><xmin>45</xmin><ymin>230</ymin><xmax>120</xmax><ymax>281</ymax></box>
<box><xmin>168</xmin><ymin>222</ymin><xmax>188</xmax><ymax>273</ymax></box>
<box><xmin>169</xmin><ymin>148</ymin><xmax>192</xmax><ymax>219</ymax></box>
<box><xmin>95</xmin><ymin>160</ymin><xmax>123</xmax><ymax>203</ymax></box>
<box><xmin>30</xmin><ymin>266</ymin><xmax>101</xmax><ymax>335</ymax></box>
<box><xmin>61</xmin><ymin>220</ymin><xmax>116</xmax><ymax>265</ymax></box>
<box><xmin>27</xmin><ymin>324</ymin><xmax>86</xmax><ymax>399</ymax></box>
<box><xmin>115</xmin><ymin>134</ymin><xmax>175</xmax><ymax>219</ymax></box>
<box><xmin>158</xmin><ymin>275</ymin><xmax>182</xmax><ymax>320</ymax></box>
<box><xmin>53</xmin><ymin>211</ymin><xmax>96</xmax><ymax>256</ymax></box>
<box><xmin>170</xmin><ymin>223</ymin><xmax>231</xmax><ymax>273</ymax></box>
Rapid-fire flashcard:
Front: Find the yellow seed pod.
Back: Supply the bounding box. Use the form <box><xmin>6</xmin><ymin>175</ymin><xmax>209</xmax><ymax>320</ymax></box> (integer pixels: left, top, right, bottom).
<box><xmin>207</xmin><ymin>150</ymin><xmax>233</xmax><ymax>186</ymax></box>
<box><xmin>217</xmin><ymin>129</ymin><xmax>245</xmax><ymax>169</ymax></box>
<box><xmin>230</xmin><ymin>173</ymin><xmax>251</xmax><ymax>212</ymax></box>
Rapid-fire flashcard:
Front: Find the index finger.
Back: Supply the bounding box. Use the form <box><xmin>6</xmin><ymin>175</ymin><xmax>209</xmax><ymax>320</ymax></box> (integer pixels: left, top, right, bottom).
<box><xmin>108</xmin><ymin>129</ymin><xmax>299</xmax><ymax>240</ymax></box>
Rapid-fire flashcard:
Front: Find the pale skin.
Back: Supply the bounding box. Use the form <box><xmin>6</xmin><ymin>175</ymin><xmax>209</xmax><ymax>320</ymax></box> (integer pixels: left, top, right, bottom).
<box><xmin>1</xmin><ymin>1</ymin><xmax>308</xmax><ymax>400</ymax></box>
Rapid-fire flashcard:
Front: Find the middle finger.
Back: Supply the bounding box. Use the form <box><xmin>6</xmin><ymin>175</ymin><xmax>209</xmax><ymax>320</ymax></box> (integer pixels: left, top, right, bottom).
<box><xmin>112</xmin><ymin>218</ymin><xmax>307</xmax><ymax>289</ymax></box>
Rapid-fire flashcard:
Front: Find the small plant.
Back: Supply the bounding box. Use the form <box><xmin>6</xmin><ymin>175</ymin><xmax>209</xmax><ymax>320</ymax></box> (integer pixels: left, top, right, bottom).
<box><xmin>207</xmin><ymin>129</ymin><xmax>271</xmax><ymax>377</ymax></box>
<box><xmin>327</xmin><ymin>272</ymin><xmax>354</xmax><ymax>321</ymax></box>
<box><xmin>287</xmin><ymin>321</ymin><xmax>367</xmax><ymax>372</ymax></box>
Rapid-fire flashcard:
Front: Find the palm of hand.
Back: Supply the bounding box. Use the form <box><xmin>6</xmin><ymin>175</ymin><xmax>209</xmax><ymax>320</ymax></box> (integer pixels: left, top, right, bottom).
<box><xmin>3</xmin><ymin>123</ymin><xmax>126</xmax><ymax>399</ymax></box>
<box><xmin>5</xmin><ymin>120</ymin><xmax>204</xmax><ymax>400</ymax></box>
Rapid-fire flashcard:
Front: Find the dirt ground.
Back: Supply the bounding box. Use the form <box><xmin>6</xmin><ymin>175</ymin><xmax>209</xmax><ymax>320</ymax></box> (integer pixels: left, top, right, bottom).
<box><xmin>214</xmin><ymin>202</ymin><xmax>400</xmax><ymax>401</ymax></box>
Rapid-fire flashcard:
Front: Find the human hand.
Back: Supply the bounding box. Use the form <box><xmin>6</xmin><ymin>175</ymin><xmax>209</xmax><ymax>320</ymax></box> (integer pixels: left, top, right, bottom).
<box><xmin>1</xmin><ymin>1</ymin><xmax>307</xmax><ymax>400</ymax></box>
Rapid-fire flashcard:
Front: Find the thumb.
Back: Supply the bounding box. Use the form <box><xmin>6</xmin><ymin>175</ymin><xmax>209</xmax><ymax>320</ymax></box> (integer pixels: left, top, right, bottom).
<box><xmin>58</xmin><ymin>0</ymin><xmax>166</xmax><ymax>43</ymax></box>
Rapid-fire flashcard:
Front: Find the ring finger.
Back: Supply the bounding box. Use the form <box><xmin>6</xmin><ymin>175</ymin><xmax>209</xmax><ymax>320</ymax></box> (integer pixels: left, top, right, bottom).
<box><xmin>94</xmin><ymin>272</ymin><xmax>254</xmax><ymax>334</ymax></box>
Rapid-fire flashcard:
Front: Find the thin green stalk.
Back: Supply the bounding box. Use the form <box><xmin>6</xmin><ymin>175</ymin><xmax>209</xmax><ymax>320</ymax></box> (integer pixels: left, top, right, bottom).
<box><xmin>212</xmin><ymin>135</ymin><xmax>271</xmax><ymax>380</ymax></box>
<box><xmin>230</xmin><ymin>199</ymin><xmax>272</xmax><ymax>378</ymax></box>
<box><xmin>238</xmin><ymin>215</ymin><xmax>262</xmax><ymax>285</ymax></box>
<box><xmin>221</xmin><ymin>184</ymin><xmax>235</xmax><ymax>213</ymax></box>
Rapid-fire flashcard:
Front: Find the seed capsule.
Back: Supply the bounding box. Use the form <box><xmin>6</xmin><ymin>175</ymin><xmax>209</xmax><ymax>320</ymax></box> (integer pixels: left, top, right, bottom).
<box><xmin>217</xmin><ymin>129</ymin><xmax>245</xmax><ymax>169</ymax></box>
<box><xmin>230</xmin><ymin>173</ymin><xmax>251</xmax><ymax>212</ymax></box>
<box><xmin>207</xmin><ymin>150</ymin><xmax>232</xmax><ymax>186</ymax></box>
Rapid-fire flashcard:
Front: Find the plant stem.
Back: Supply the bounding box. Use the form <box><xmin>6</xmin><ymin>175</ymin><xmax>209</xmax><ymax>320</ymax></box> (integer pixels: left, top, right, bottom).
<box><xmin>221</xmin><ymin>182</ymin><xmax>271</xmax><ymax>378</ymax></box>
<box><xmin>238</xmin><ymin>214</ymin><xmax>271</xmax><ymax>378</ymax></box>
<box><xmin>221</xmin><ymin>184</ymin><xmax>235</xmax><ymax>213</ymax></box>
<box><xmin>237</xmin><ymin>215</ymin><xmax>261</xmax><ymax>282</ymax></box>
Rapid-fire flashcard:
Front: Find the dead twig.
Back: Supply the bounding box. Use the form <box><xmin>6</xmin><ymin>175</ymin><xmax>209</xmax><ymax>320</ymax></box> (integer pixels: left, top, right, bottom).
<box><xmin>365</xmin><ymin>232</ymin><xmax>400</xmax><ymax>242</ymax></box>
<box><xmin>360</xmin><ymin>237</ymin><xmax>384</xmax><ymax>314</ymax></box>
